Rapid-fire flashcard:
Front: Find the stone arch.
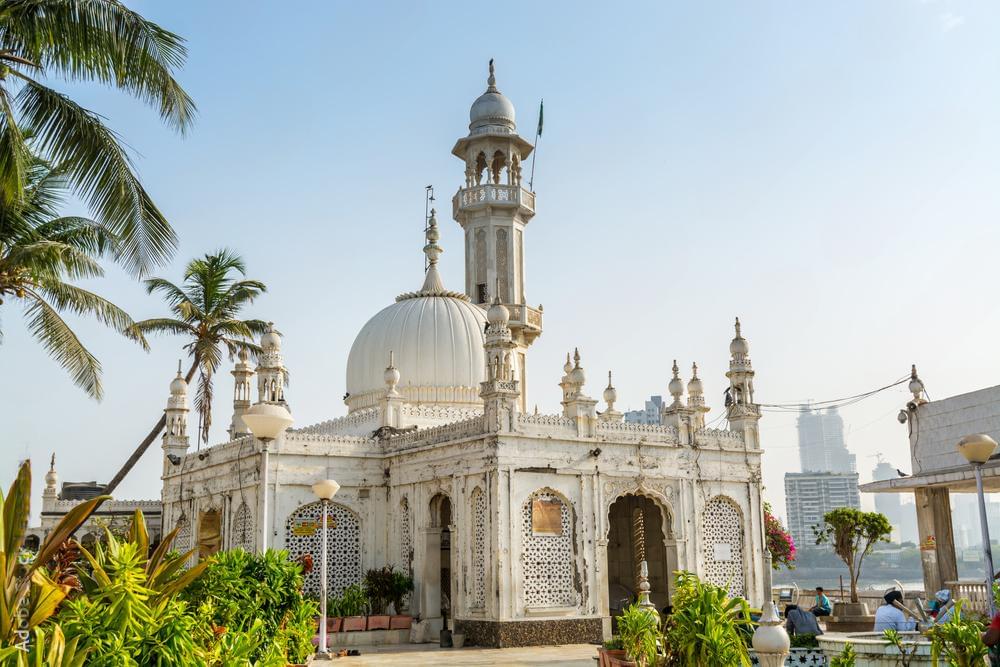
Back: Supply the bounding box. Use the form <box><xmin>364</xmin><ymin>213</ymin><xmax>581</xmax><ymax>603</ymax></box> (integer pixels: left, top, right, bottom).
<box><xmin>520</xmin><ymin>488</ymin><xmax>578</xmax><ymax>609</ymax></box>
<box><xmin>198</xmin><ymin>507</ymin><xmax>222</xmax><ymax>561</ymax></box>
<box><xmin>603</xmin><ymin>484</ymin><xmax>677</xmax><ymax>542</ymax></box>
<box><xmin>490</xmin><ymin>149</ymin><xmax>506</xmax><ymax>184</ymax></box>
<box><xmin>231</xmin><ymin>501</ymin><xmax>254</xmax><ymax>552</ymax></box>
<box><xmin>604</xmin><ymin>492</ymin><xmax>678</xmax><ymax>615</ymax></box>
<box><xmin>701</xmin><ymin>495</ymin><xmax>745</xmax><ymax>598</ymax></box>
<box><xmin>421</xmin><ymin>491</ymin><xmax>454</xmax><ymax>621</ymax></box>
<box><xmin>173</xmin><ymin>512</ymin><xmax>191</xmax><ymax>553</ymax></box>
<box><xmin>285</xmin><ymin>501</ymin><xmax>362</xmax><ymax>598</ymax></box>
<box><xmin>474</xmin><ymin>151</ymin><xmax>488</xmax><ymax>185</ymax></box>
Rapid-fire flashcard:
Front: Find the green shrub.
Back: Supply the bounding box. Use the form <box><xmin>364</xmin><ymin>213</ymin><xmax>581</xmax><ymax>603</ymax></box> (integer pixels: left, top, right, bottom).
<box><xmin>390</xmin><ymin>569</ymin><xmax>414</xmax><ymax>613</ymax></box>
<box><xmin>617</xmin><ymin>604</ymin><xmax>659</xmax><ymax>667</ymax></box>
<box><xmin>789</xmin><ymin>633</ymin><xmax>819</xmax><ymax>649</ymax></box>
<box><xmin>927</xmin><ymin>601</ymin><xmax>988</xmax><ymax>667</ymax></box>
<box><xmin>661</xmin><ymin>571</ymin><xmax>752</xmax><ymax>667</ymax></box>
<box><xmin>338</xmin><ymin>583</ymin><xmax>369</xmax><ymax>616</ymax></box>
<box><xmin>363</xmin><ymin>566</ymin><xmax>395</xmax><ymax>614</ymax></box>
<box><xmin>830</xmin><ymin>642</ymin><xmax>856</xmax><ymax>667</ymax></box>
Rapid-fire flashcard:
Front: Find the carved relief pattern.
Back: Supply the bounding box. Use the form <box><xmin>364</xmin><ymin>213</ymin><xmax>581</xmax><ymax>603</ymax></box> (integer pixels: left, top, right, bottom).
<box><xmin>231</xmin><ymin>501</ymin><xmax>254</xmax><ymax>551</ymax></box>
<box><xmin>173</xmin><ymin>512</ymin><xmax>191</xmax><ymax>553</ymax></box>
<box><xmin>285</xmin><ymin>502</ymin><xmax>362</xmax><ymax>598</ymax></box>
<box><xmin>496</xmin><ymin>228</ymin><xmax>509</xmax><ymax>302</ymax></box>
<box><xmin>520</xmin><ymin>492</ymin><xmax>575</xmax><ymax>608</ymax></box>
<box><xmin>702</xmin><ymin>496</ymin><xmax>745</xmax><ymax>598</ymax></box>
<box><xmin>400</xmin><ymin>404</ymin><xmax>483</xmax><ymax>422</ymax></box>
<box><xmin>399</xmin><ymin>497</ymin><xmax>412</xmax><ymax>575</ymax></box>
<box><xmin>471</xmin><ymin>488</ymin><xmax>487</xmax><ymax>609</ymax></box>
<box><xmin>601</xmin><ymin>479</ymin><xmax>675</xmax><ymax>537</ymax></box>
<box><xmin>296</xmin><ymin>407</ymin><xmax>381</xmax><ymax>435</ymax></box>
<box><xmin>475</xmin><ymin>229</ymin><xmax>487</xmax><ymax>289</ymax></box>
<box><xmin>384</xmin><ymin>416</ymin><xmax>485</xmax><ymax>451</ymax></box>
<box><xmin>515</xmin><ymin>228</ymin><xmax>524</xmax><ymax>302</ymax></box>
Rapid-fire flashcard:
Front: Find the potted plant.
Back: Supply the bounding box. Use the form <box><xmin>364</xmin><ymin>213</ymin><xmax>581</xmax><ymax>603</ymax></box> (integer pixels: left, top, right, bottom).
<box><xmin>389</xmin><ymin>570</ymin><xmax>414</xmax><ymax>630</ymax></box>
<box><xmin>616</xmin><ymin>604</ymin><xmax>657</xmax><ymax>667</ymax></box>
<box><xmin>363</xmin><ymin>566</ymin><xmax>393</xmax><ymax>630</ymax></box>
<box><xmin>597</xmin><ymin>636</ymin><xmax>627</xmax><ymax>667</ymax></box>
<box><xmin>339</xmin><ymin>584</ymin><xmax>368</xmax><ymax>632</ymax></box>
<box><xmin>325</xmin><ymin>595</ymin><xmax>343</xmax><ymax>633</ymax></box>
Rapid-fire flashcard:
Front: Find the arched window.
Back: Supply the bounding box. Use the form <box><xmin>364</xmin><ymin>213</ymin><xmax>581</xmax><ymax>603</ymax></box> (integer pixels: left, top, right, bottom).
<box><xmin>173</xmin><ymin>512</ymin><xmax>191</xmax><ymax>553</ymax></box>
<box><xmin>285</xmin><ymin>501</ymin><xmax>361</xmax><ymax>598</ymax></box>
<box><xmin>231</xmin><ymin>501</ymin><xmax>254</xmax><ymax>552</ymax></box>
<box><xmin>702</xmin><ymin>496</ymin><xmax>745</xmax><ymax>597</ymax></box>
<box><xmin>520</xmin><ymin>491</ymin><xmax>576</xmax><ymax>608</ymax></box>
<box><xmin>399</xmin><ymin>497</ymin><xmax>412</xmax><ymax>574</ymax></box>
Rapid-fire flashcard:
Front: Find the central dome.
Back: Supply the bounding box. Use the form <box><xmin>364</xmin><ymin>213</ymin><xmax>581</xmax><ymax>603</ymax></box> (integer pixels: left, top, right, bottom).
<box><xmin>345</xmin><ymin>295</ymin><xmax>487</xmax><ymax>412</ymax></box>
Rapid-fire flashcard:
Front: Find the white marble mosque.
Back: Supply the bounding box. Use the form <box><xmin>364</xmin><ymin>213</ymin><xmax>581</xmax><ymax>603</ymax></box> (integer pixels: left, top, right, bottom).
<box><xmin>155</xmin><ymin>63</ymin><xmax>769</xmax><ymax>647</ymax></box>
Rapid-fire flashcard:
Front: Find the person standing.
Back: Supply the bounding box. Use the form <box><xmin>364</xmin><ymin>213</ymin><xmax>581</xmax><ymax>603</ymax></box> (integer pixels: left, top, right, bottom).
<box><xmin>810</xmin><ymin>587</ymin><xmax>832</xmax><ymax>617</ymax></box>
<box><xmin>785</xmin><ymin>605</ymin><xmax>824</xmax><ymax>637</ymax></box>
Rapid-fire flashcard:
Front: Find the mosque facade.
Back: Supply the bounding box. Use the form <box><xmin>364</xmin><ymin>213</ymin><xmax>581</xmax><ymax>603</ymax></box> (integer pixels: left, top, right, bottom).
<box><xmin>157</xmin><ymin>64</ymin><xmax>769</xmax><ymax>647</ymax></box>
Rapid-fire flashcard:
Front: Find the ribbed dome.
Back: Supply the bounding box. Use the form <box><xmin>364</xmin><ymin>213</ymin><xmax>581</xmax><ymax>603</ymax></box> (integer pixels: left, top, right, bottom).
<box><xmin>345</xmin><ymin>295</ymin><xmax>488</xmax><ymax>412</ymax></box>
<box><xmin>470</xmin><ymin>91</ymin><xmax>515</xmax><ymax>131</ymax></box>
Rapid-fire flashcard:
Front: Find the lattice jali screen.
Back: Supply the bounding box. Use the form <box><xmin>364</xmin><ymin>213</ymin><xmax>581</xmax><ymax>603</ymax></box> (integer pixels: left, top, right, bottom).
<box><xmin>520</xmin><ymin>492</ymin><xmax>576</xmax><ymax>608</ymax></box>
<box><xmin>285</xmin><ymin>502</ymin><xmax>361</xmax><ymax>597</ymax></box>
<box><xmin>702</xmin><ymin>496</ymin><xmax>745</xmax><ymax>597</ymax></box>
<box><xmin>471</xmin><ymin>488</ymin><xmax>487</xmax><ymax>609</ymax></box>
<box><xmin>173</xmin><ymin>512</ymin><xmax>191</xmax><ymax>553</ymax></box>
<box><xmin>399</xmin><ymin>497</ymin><xmax>412</xmax><ymax>574</ymax></box>
<box><xmin>231</xmin><ymin>501</ymin><xmax>254</xmax><ymax>552</ymax></box>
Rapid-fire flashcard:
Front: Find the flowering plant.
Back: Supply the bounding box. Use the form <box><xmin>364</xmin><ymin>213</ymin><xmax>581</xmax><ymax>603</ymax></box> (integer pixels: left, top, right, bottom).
<box><xmin>764</xmin><ymin>502</ymin><xmax>796</xmax><ymax>570</ymax></box>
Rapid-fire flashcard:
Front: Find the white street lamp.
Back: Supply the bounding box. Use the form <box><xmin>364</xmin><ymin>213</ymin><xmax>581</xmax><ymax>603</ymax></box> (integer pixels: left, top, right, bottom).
<box><xmin>957</xmin><ymin>433</ymin><xmax>998</xmax><ymax>618</ymax></box>
<box><xmin>312</xmin><ymin>479</ymin><xmax>340</xmax><ymax>659</ymax></box>
<box><xmin>242</xmin><ymin>402</ymin><xmax>294</xmax><ymax>551</ymax></box>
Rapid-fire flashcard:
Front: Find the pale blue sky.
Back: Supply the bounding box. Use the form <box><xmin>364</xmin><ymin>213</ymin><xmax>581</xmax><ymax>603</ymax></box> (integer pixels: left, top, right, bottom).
<box><xmin>3</xmin><ymin>0</ymin><xmax>999</xmax><ymax>522</ymax></box>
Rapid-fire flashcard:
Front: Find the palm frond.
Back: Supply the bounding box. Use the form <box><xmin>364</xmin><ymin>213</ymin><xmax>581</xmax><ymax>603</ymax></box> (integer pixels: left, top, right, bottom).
<box><xmin>16</xmin><ymin>78</ymin><xmax>177</xmax><ymax>275</ymax></box>
<box><xmin>128</xmin><ymin>317</ymin><xmax>194</xmax><ymax>339</ymax></box>
<box><xmin>34</xmin><ymin>282</ymin><xmax>148</xmax><ymax>350</ymax></box>
<box><xmin>22</xmin><ymin>289</ymin><xmax>102</xmax><ymax>399</ymax></box>
<box><xmin>0</xmin><ymin>89</ymin><xmax>30</xmax><ymax>205</ymax></box>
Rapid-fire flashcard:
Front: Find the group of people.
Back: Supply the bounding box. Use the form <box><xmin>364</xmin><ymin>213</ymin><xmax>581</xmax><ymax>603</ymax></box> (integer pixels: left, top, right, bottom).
<box><xmin>784</xmin><ymin>587</ymin><xmax>832</xmax><ymax>637</ymax></box>
<box><xmin>784</xmin><ymin>586</ymin><xmax>961</xmax><ymax>637</ymax></box>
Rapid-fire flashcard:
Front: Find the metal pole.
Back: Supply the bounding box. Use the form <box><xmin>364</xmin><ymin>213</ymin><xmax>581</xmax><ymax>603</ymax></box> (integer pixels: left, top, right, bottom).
<box><xmin>318</xmin><ymin>498</ymin><xmax>330</xmax><ymax>657</ymax></box>
<box><xmin>974</xmin><ymin>463</ymin><xmax>997</xmax><ymax>617</ymax></box>
<box><xmin>260</xmin><ymin>440</ymin><xmax>270</xmax><ymax>551</ymax></box>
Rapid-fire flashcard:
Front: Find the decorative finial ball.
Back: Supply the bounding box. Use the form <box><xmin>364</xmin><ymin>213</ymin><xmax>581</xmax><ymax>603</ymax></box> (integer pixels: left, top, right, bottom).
<box><xmin>487</xmin><ymin>299</ymin><xmax>510</xmax><ymax>325</ymax></box>
<box><xmin>603</xmin><ymin>384</ymin><xmax>617</xmax><ymax>405</ymax></box>
<box><xmin>669</xmin><ymin>375</ymin><xmax>684</xmax><ymax>397</ymax></box>
<box><xmin>570</xmin><ymin>363</ymin><xmax>586</xmax><ymax>386</ymax></box>
<box><xmin>730</xmin><ymin>333</ymin><xmax>749</xmax><ymax>357</ymax></box>
<box><xmin>688</xmin><ymin>375</ymin><xmax>703</xmax><ymax>396</ymax></box>
<box><xmin>238</xmin><ymin>347</ymin><xmax>249</xmax><ymax>362</ymax></box>
<box><xmin>261</xmin><ymin>323</ymin><xmax>281</xmax><ymax>351</ymax></box>
<box><xmin>908</xmin><ymin>376</ymin><xmax>923</xmax><ymax>397</ymax></box>
<box><xmin>384</xmin><ymin>364</ymin><xmax>401</xmax><ymax>388</ymax></box>
<box><xmin>563</xmin><ymin>354</ymin><xmax>573</xmax><ymax>374</ymax></box>
<box><xmin>170</xmin><ymin>371</ymin><xmax>188</xmax><ymax>395</ymax></box>
<box><xmin>45</xmin><ymin>465</ymin><xmax>58</xmax><ymax>488</ymax></box>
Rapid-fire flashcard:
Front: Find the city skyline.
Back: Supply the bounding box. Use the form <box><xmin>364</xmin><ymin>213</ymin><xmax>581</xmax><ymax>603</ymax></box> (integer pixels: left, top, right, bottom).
<box><xmin>5</xmin><ymin>1</ymin><xmax>1000</xmax><ymax>525</ymax></box>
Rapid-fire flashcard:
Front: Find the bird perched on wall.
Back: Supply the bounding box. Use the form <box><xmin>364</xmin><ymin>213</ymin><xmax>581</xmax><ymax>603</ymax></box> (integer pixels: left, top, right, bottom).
<box><xmin>897</xmin><ymin>469</ymin><xmax>908</xmax><ymax>477</ymax></box>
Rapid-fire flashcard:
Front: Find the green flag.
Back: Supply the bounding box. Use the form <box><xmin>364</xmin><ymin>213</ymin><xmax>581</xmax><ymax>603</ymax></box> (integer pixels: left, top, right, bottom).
<box><xmin>536</xmin><ymin>99</ymin><xmax>544</xmax><ymax>137</ymax></box>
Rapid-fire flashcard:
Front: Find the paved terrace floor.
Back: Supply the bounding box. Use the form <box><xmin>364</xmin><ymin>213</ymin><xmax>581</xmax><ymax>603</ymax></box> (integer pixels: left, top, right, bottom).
<box><xmin>311</xmin><ymin>643</ymin><xmax>597</xmax><ymax>666</ymax></box>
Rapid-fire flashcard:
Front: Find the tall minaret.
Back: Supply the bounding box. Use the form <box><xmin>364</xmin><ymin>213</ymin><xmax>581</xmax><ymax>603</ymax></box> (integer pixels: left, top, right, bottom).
<box><xmin>162</xmin><ymin>363</ymin><xmax>190</xmax><ymax>477</ymax></box>
<box><xmin>452</xmin><ymin>60</ymin><xmax>541</xmax><ymax>410</ymax></box>
<box><xmin>43</xmin><ymin>454</ymin><xmax>59</xmax><ymax>512</ymax></box>
<box><xmin>725</xmin><ymin>318</ymin><xmax>760</xmax><ymax>448</ymax></box>
<box><xmin>256</xmin><ymin>323</ymin><xmax>287</xmax><ymax>406</ymax></box>
<box><xmin>229</xmin><ymin>348</ymin><xmax>254</xmax><ymax>439</ymax></box>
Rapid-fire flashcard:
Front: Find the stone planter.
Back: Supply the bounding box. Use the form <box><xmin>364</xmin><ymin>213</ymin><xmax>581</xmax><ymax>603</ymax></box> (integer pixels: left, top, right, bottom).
<box><xmin>342</xmin><ymin>615</ymin><xmax>366</xmax><ymax>632</ymax></box>
<box><xmin>389</xmin><ymin>614</ymin><xmax>412</xmax><ymax>630</ymax></box>
<box><xmin>817</xmin><ymin>631</ymin><xmax>950</xmax><ymax>666</ymax></box>
<box><xmin>366</xmin><ymin>614</ymin><xmax>391</xmax><ymax>631</ymax></box>
<box><xmin>597</xmin><ymin>647</ymin><xmax>628</xmax><ymax>667</ymax></box>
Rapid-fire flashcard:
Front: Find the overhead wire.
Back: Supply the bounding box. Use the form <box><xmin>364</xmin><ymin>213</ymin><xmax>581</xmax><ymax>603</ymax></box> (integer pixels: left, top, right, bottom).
<box><xmin>757</xmin><ymin>375</ymin><xmax>910</xmax><ymax>413</ymax></box>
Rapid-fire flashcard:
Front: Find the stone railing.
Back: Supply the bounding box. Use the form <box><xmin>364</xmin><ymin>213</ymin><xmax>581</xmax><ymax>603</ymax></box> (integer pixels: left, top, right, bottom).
<box><xmin>694</xmin><ymin>428</ymin><xmax>745</xmax><ymax>446</ymax></box>
<box><xmin>506</xmin><ymin>304</ymin><xmax>543</xmax><ymax>332</ymax></box>
<box><xmin>517</xmin><ymin>412</ymin><xmax>576</xmax><ymax>430</ymax></box>
<box><xmin>400</xmin><ymin>404</ymin><xmax>482</xmax><ymax>423</ymax></box>
<box><xmin>384</xmin><ymin>416</ymin><xmax>486</xmax><ymax>452</ymax></box>
<box><xmin>596</xmin><ymin>420</ymin><xmax>680</xmax><ymax>443</ymax></box>
<box><xmin>453</xmin><ymin>184</ymin><xmax>535</xmax><ymax>216</ymax></box>
<box><xmin>946</xmin><ymin>580</ymin><xmax>990</xmax><ymax>614</ymax></box>
<box><xmin>295</xmin><ymin>407</ymin><xmax>381</xmax><ymax>436</ymax></box>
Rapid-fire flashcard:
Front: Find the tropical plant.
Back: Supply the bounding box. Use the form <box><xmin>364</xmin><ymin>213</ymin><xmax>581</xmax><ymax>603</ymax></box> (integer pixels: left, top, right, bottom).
<box><xmin>0</xmin><ymin>460</ymin><xmax>108</xmax><ymax>648</ymax></box>
<box><xmin>602</xmin><ymin>636</ymin><xmax>624</xmax><ymax>650</ymax></box>
<box><xmin>763</xmin><ymin>502</ymin><xmax>795</xmax><ymax>570</ymax></box>
<box><xmin>661</xmin><ymin>571</ymin><xmax>752</xmax><ymax>667</ymax></box>
<box><xmin>0</xmin><ymin>153</ymin><xmax>148</xmax><ymax>398</ymax></box>
<box><xmin>927</xmin><ymin>601</ymin><xmax>989</xmax><ymax>667</ymax></box>
<box><xmin>616</xmin><ymin>604</ymin><xmax>659</xmax><ymax>667</ymax></box>
<box><xmin>0</xmin><ymin>624</ymin><xmax>89</xmax><ymax>666</ymax></box>
<box><xmin>830</xmin><ymin>642</ymin><xmax>857</xmax><ymax>667</ymax></box>
<box><xmin>789</xmin><ymin>633</ymin><xmax>819</xmax><ymax>649</ymax></box>
<box><xmin>813</xmin><ymin>508</ymin><xmax>892</xmax><ymax>603</ymax></box>
<box><xmin>390</xmin><ymin>569</ymin><xmax>414</xmax><ymax>613</ymax></box>
<box><xmin>0</xmin><ymin>0</ymin><xmax>195</xmax><ymax>277</ymax></box>
<box><xmin>106</xmin><ymin>250</ymin><xmax>268</xmax><ymax>492</ymax></box>
<box><xmin>339</xmin><ymin>583</ymin><xmax>369</xmax><ymax>617</ymax></box>
<box><xmin>180</xmin><ymin>548</ymin><xmax>317</xmax><ymax>664</ymax></box>
<box><xmin>882</xmin><ymin>628</ymin><xmax>919</xmax><ymax>667</ymax></box>
<box><xmin>363</xmin><ymin>566</ymin><xmax>394</xmax><ymax>615</ymax></box>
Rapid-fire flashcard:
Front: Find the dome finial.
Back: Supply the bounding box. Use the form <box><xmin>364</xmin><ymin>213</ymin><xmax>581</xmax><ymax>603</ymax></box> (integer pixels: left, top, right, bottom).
<box><xmin>420</xmin><ymin>208</ymin><xmax>445</xmax><ymax>293</ymax></box>
<box><xmin>487</xmin><ymin>58</ymin><xmax>497</xmax><ymax>92</ymax></box>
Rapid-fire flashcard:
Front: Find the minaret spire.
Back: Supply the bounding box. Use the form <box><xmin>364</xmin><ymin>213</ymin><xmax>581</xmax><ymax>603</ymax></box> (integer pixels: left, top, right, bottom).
<box><xmin>487</xmin><ymin>58</ymin><xmax>497</xmax><ymax>92</ymax></box>
<box><xmin>420</xmin><ymin>209</ymin><xmax>445</xmax><ymax>293</ymax></box>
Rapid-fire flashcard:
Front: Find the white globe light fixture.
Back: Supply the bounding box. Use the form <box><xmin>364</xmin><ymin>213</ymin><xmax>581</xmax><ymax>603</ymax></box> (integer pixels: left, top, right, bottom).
<box><xmin>956</xmin><ymin>433</ymin><xmax>998</xmax><ymax>617</ymax></box>
<box><xmin>312</xmin><ymin>478</ymin><xmax>340</xmax><ymax>658</ymax></box>
<box><xmin>242</xmin><ymin>402</ymin><xmax>293</xmax><ymax>554</ymax></box>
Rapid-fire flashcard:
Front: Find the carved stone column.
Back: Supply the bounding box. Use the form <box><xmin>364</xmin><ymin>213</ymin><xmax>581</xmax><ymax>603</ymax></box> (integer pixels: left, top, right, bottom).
<box><xmin>751</xmin><ymin>601</ymin><xmax>790</xmax><ymax>667</ymax></box>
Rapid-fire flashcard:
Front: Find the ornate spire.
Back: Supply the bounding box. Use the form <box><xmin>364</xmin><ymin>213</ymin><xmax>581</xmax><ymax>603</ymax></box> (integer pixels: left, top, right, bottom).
<box><xmin>909</xmin><ymin>364</ymin><xmax>925</xmax><ymax>403</ymax></box>
<box><xmin>420</xmin><ymin>209</ymin><xmax>445</xmax><ymax>293</ymax></box>
<box><xmin>668</xmin><ymin>359</ymin><xmax>684</xmax><ymax>406</ymax></box>
<box><xmin>600</xmin><ymin>370</ymin><xmax>622</xmax><ymax>422</ymax></box>
<box><xmin>487</xmin><ymin>58</ymin><xmax>497</xmax><ymax>92</ymax></box>
<box><xmin>384</xmin><ymin>350</ymin><xmax>401</xmax><ymax>396</ymax></box>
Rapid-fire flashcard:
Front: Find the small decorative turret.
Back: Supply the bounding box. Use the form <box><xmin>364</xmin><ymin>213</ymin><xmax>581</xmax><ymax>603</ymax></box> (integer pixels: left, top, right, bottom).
<box><xmin>561</xmin><ymin>348</ymin><xmax>598</xmax><ymax>429</ymax></box>
<box><xmin>480</xmin><ymin>286</ymin><xmax>520</xmax><ymax>432</ymax></box>
<box><xmin>667</xmin><ymin>360</ymin><xmax>685</xmax><ymax>408</ymax></box>
<box><xmin>229</xmin><ymin>347</ymin><xmax>254</xmax><ymax>440</ymax></box>
<box><xmin>44</xmin><ymin>454</ymin><xmax>58</xmax><ymax>496</ymax></box>
<box><xmin>599</xmin><ymin>371</ymin><xmax>623</xmax><ymax>423</ymax></box>
<box><xmin>725</xmin><ymin>317</ymin><xmax>761</xmax><ymax>448</ymax></box>
<box><xmin>909</xmin><ymin>364</ymin><xmax>926</xmax><ymax>404</ymax></box>
<box><xmin>687</xmin><ymin>363</ymin><xmax>710</xmax><ymax>429</ymax></box>
<box><xmin>162</xmin><ymin>362</ymin><xmax>190</xmax><ymax>478</ymax></box>
<box><xmin>661</xmin><ymin>360</ymin><xmax>694</xmax><ymax>430</ymax></box>
<box><xmin>381</xmin><ymin>350</ymin><xmax>404</xmax><ymax>428</ymax></box>
<box><xmin>256</xmin><ymin>323</ymin><xmax>287</xmax><ymax>406</ymax></box>
<box><xmin>558</xmin><ymin>353</ymin><xmax>574</xmax><ymax>403</ymax></box>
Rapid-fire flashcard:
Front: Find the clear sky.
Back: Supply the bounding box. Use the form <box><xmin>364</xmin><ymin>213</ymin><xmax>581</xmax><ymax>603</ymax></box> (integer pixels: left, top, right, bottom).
<box><xmin>3</xmin><ymin>0</ymin><xmax>1000</xmax><ymax>524</ymax></box>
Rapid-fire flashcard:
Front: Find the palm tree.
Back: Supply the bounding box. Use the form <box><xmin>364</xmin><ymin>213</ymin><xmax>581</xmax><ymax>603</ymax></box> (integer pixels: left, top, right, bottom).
<box><xmin>0</xmin><ymin>0</ymin><xmax>196</xmax><ymax>276</ymax></box>
<box><xmin>105</xmin><ymin>250</ymin><xmax>267</xmax><ymax>493</ymax></box>
<box><xmin>0</xmin><ymin>153</ymin><xmax>148</xmax><ymax>398</ymax></box>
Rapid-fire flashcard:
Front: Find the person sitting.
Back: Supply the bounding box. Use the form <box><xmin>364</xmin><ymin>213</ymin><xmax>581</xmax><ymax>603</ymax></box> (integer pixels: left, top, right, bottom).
<box><xmin>810</xmin><ymin>587</ymin><xmax>832</xmax><ymax>617</ymax></box>
<box><xmin>928</xmin><ymin>589</ymin><xmax>954</xmax><ymax>624</ymax></box>
<box><xmin>785</xmin><ymin>604</ymin><xmax>823</xmax><ymax>637</ymax></box>
<box><xmin>874</xmin><ymin>590</ymin><xmax>917</xmax><ymax>632</ymax></box>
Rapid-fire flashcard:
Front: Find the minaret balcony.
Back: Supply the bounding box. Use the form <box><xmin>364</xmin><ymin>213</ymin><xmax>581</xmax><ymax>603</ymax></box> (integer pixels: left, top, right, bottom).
<box><xmin>453</xmin><ymin>184</ymin><xmax>535</xmax><ymax>218</ymax></box>
<box><xmin>505</xmin><ymin>303</ymin><xmax>543</xmax><ymax>335</ymax></box>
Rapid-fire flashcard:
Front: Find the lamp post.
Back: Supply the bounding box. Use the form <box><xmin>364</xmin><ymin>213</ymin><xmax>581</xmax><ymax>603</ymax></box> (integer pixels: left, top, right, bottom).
<box><xmin>241</xmin><ymin>402</ymin><xmax>293</xmax><ymax>551</ymax></box>
<box><xmin>957</xmin><ymin>433</ymin><xmax>998</xmax><ymax>618</ymax></box>
<box><xmin>312</xmin><ymin>479</ymin><xmax>340</xmax><ymax>659</ymax></box>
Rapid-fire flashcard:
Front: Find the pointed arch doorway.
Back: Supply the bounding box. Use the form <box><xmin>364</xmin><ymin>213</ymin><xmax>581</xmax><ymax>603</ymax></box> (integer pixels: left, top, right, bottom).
<box><xmin>421</xmin><ymin>493</ymin><xmax>453</xmax><ymax>622</ymax></box>
<box><xmin>606</xmin><ymin>494</ymin><xmax>677</xmax><ymax>618</ymax></box>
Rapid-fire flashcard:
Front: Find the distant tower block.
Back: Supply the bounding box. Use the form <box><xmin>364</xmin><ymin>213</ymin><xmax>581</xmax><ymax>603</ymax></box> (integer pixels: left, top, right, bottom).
<box><xmin>452</xmin><ymin>60</ymin><xmax>541</xmax><ymax>410</ymax></box>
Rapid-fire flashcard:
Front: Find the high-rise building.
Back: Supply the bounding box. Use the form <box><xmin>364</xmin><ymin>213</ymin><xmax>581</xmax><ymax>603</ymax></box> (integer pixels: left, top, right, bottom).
<box><xmin>784</xmin><ymin>471</ymin><xmax>861</xmax><ymax>548</ymax></box>
<box><xmin>624</xmin><ymin>395</ymin><xmax>665</xmax><ymax>425</ymax></box>
<box><xmin>797</xmin><ymin>405</ymin><xmax>856</xmax><ymax>473</ymax></box>
<box><xmin>871</xmin><ymin>460</ymin><xmax>918</xmax><ymax>544</ymax></box>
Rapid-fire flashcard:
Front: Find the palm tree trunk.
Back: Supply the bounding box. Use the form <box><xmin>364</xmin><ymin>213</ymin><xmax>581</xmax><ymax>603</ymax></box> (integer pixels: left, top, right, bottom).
<box><xmin>104</xmin><ymin>357</ymin><xmax>199</xmax><ymax>495</ymax></box>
